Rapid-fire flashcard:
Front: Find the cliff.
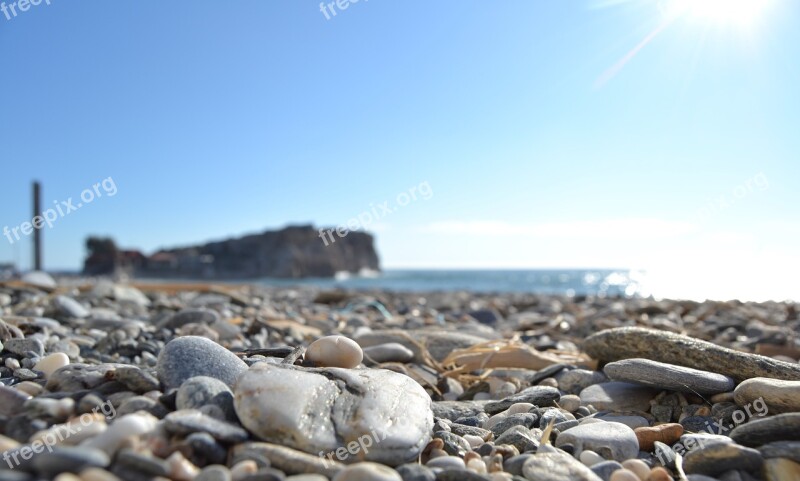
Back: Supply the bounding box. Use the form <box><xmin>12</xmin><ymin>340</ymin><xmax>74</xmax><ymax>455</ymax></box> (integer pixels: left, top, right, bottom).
<box><xmin>83</xmin><ymin>225</ymin><xmax>380</xmax><ymax>279</ymax></box>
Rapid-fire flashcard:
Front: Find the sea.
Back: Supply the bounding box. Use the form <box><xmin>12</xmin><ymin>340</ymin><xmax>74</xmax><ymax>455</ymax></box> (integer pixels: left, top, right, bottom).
<box><xmin>256</xmin><ymin>269</ymin><xmax>646</xmax><ymax>298</ymax></box>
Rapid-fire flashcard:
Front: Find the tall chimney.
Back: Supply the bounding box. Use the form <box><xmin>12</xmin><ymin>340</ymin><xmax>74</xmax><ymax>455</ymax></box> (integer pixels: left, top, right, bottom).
<box><xmin>33</xmin><ymin>181</ymin><xmax>42</xmax><ymax>271</ymax></box>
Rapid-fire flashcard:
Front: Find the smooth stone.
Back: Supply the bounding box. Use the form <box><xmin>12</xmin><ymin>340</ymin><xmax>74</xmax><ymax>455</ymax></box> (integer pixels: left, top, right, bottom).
<box><xmin>54</xmin><ymin>296</ymin><xmax>90</xmax><ymax>318</ymax></box>
<box><xmin>232</xmin><ymin>442</ymin><xmax>343</xmax><ymax>478</ymax></box>
<box><xmin>734</xmin><ymin>378</ymin><xmax>800</xmax><ymax>414</ymax></box>
<box><xmin>558</xmin><ymin>395</ymin><xmax>581</xmax><ymax>413</ymax></box>
<box><xmin>763</xmin><ymin>458</ymin><xmax>800</xmax><ymax>481</ymax></box>
<box><xmin>0</xmin><ymin>385</ymin><xmax>31</xmax><ymax>417</ymax></box>
<box><xmin>484</xmin><ymin>386</ymin><xmax>560</xmax><ymax>415</ymax></box>
<box><xmin>34</xmin><ymin>353</ymin><xmax>70</xmax><ymax>378</ymax></box>
<box><xmin>22</xmin><ymin>271</ymin><xmax>56</xmax><ymax>289</ymax></box>
<box><xmin>31</xmin><ymin>446</ymin><xmax>109</xmax><ymax>476</ymax></box>
<box><xmin>157</xmin><ymin>336</ymin><xmax>248</xmax><ymax>389</ymax></box>
<box><xmin>609</xmin><ymin>470</ymin><xmax>639</xmax><ymax>481</ymax></box>
<box><xmin>759</xmin><ymin>442</ymin><xmax>800</xmax><ymax>463</ymax></box>
<box><xmin>503</xmin><ymin>454</ymin><xmax>535</xmax><ymax>476</ymax></box>
<box><xmin>604</xmin><ymin>358</ymin><xmax>735</xmax><ymax>395</ymax></box>
<box><xmin>163</xmin><ymin>409</ymin><xmax>248</xmax><ymax>442</ymax></box>
<box><xmin>4</xmin><ymin>338</ymin><xmax>45</xmax><ymax>357</ymax></box>
<box><xmin>81</xmin><ymin>413</ymin><xmax>159</xmax><ymax>455</ymax></box>
<box><xmin>332</xmin><ymin>462</ymin><xmax>402</xmax><ymax>481</ymax></box>
<box><xmin>556</xmin><ymin>421</ymin><xmax>639</xmax><ymax>462</ymax></box>
<box><xmin>579</xmin><ymin>450</ymin><xmax>604</xmax><ymax>467</ymax></box>
<box><xmin>160</xmin><ymin>308</ymin><xmax>220</xmax><ymax>329</ymax></box>
<box><xmin>634</xmin><ymin>424</ymin><xmax>684</xmax><ymax>451</ymax></box>
<box><xmin>555</xmin><ymin>369</ymin><xmax>609</xmax><ymax>395</ymax></box>
<box><xmin>593</xmin><ymin>414</ymin><xmax>650</xmax><ymax>430</ymax></box>
<box><xmin>683</xmin><ymin>442</ymin><xmax>763</xmax><ymax>477</ymax></box>
<box><xmin>305</xmin><ymin>335</ymin><xmax>363</xmax><ymax>369</ymax></box>
<box><xmin>396</xmin><ymin>463</ymin><xmax>436</xmax><ymax>481</ymax></box>
<box><xmin>426</xmin><ymin>456</ymin><xmax>465</xmax><ymax>470</ymax></box>
<box><xmin>522</xmin><ymin>451</ymin><xmax>604</xmax><ymax>481</ymax></box>
<box><xmin>234</xmin><ymin>363</ymin><xmax>433</xmax><ymax>466</ymax></box>
<box><xmin>491</xmin><ymin>413</ymin><xmax>538</xmax><ymax>437</ymax></box>
<box><xmin>363</xmin><ymin>343</ymin><xmax>414</xmax><ymax>363</ymax></box>
<box><xmin>579</xmin><ymin>382</ymin><xmax>659</xmax><ymax>412</ymax></box>
<box><xmin>584</xmin><ymin>327</ymin><xmax>800</xmax><ymax>382</ymax></box>
<box><xmin>730</xmin><ymin>413</ymin><xmax>800</xmax><ymax>447</ymax></box>
<box><xmin>177</xmin><ymin>376</ymin><xmax>237</xmax><ymax>421</ymax></box>
<box><xmin>590</xmin><ymin>461</ymin><xmax>624</xmax><ymax>481</ymax></box>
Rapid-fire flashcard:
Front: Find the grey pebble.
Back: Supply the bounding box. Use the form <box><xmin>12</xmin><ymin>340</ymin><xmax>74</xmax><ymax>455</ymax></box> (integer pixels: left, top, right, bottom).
<box><xmin>484</xmin><ymin>386</ymin><xmax>560</xmax><ymax>415</ymax></box>
<box><xmin>604</xmin><ymin>358</ymin><xmax>736</xmax><ymax>395</ymax></box>
<box><xmin>157</xmin><ymin>335</ymin><xmax>248</xmax><ymax>389</ymax></box>
<box><xmin>31</xmin><ymin>446</ymin><xmax>109</xmax><ymax>477</ymax></box>
<box><xmin>555</xmin><ymin>421</ymin><xmax>638</xmax><ymax>462</ymax></box>
<box><xmin>579</xmin><ymin>382</ymin><xmax>659</xmax><ymax>412</ymax></box>
<box><xmin>396</xmin><ymin>463</ymin><xmax>435</xmax><ymax>481</ymax></box>
<box><xmin>4</xmin><ymin>339</ymin><xmax>45</xmax><ymax>358</ymax></box>
<box><xmin>196</xmin><ymin>465</ymin><xmax>233</xmax><ymax>481</ymax></box>
<box><xmin>683</xmin><ymin>442</ymin><xmax>763</xmax><ymax>477</ymax></box>
<box><xmin>590</xmin><ymin>460</ymin><xmax>624</xmax><ymax>481</ymax></box>
<box><xmin>177</xmin><ymin>375</ymin><xmax>237</xmax><ymax>422</ymax></box>
<box><xmin>730</xmin><ymin>413</ymin><xmax>800</xmax><ymax>446</ymax></box>
<box><xmin>164</xmin><ymin>409</ymin><xmax>249</xmax><ymax>442</ymax></box>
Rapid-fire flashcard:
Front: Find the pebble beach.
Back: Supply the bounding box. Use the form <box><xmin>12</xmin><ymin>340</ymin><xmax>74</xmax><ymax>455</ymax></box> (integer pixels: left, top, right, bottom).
<box><xmin>1</xmin><ymin>272</ymin><xmax>799</xmax><ymax>481</ymax></box>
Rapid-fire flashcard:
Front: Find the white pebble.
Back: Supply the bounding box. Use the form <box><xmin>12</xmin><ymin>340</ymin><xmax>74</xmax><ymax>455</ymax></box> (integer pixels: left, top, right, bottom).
<box><xmin>466</xmin><ymin>457</ymin><xmax>487</xmax><ymax>474</ymax></box>
<box><xmin>332</xmin><ymin>462</ymin><xmax>403</xmax><ymax>481</ymax></box>
<box><xmin>483</xmin><ymin>412</ymin><xmax>508</xmax><ymax>430</ymax></box>
<box><xmin>34</xmin><ymin>352</ymin><xmax>70</xmax><ymax>378</ymax></box>
<box><xmin>305</xmin><ymin>335</ymin><xmax>363</xmax><ymax>369</ymax></box>
<box><xmin>81</xmin><ymin>413</ymin><xmax>158</xmax><ymax>455</ymax></box>
<box><xmin>506</xmin><ymin>402</ymin><xmax>534</xmax><ymax>415</ymax></box>
<box><xmin>463</xmin><ymin>434</ymin><xmax>485</xmax><ymax>448</ymax></box>
<box><xmin>427</xmin><ymin>456</ymin><xmax>466</xmax><ymax>470</ymax></box>
<box><xmin>579</xmin><ymin>449</ymin><xmax>604</xmax><ymax>467</ymax></box>
<box><xmin>14</xmin><ymin>381</ymin><xmax>43</xmax><ymax>396</ymax></box>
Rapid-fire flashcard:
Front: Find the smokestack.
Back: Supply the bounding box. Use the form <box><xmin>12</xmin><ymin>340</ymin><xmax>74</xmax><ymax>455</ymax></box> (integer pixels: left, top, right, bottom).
<box><xmin>33</xmin><ymin>181</ymin><xmax>42</xmax><ymax>271</ymax></box>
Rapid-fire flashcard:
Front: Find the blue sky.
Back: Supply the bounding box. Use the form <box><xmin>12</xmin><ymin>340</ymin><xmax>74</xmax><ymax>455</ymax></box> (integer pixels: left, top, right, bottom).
<box><xmin>2</xmin><ymin>0</ymin><xmax>799</xmax><ymax>299</ymax></box>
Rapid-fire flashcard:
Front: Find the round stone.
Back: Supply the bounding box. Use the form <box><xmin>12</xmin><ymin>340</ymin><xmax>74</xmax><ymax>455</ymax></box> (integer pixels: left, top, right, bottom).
<box><xmin>157</xmin><ymin>336</ymin><xmax>248</xmax><ymax>389</ymax></box>
<box><xmin>305</xmin><ymin>335</ymin><xmax>363</xmax><ymax>369</ymax></box>
<box><xmin>555</xmin><ymin>421</ymin><xmax>639</xmax><ymax>462</ymax></box>
<box><xmin>177</xmin><ymin>376</ymin><xmax>236</xmax><ymax>421</ymax></box>
<box><xmin>332</xmin><ymin>462</ymin><xmax>402</xmax><ymax>481</ymax></box>
<box><xmin>34</xmin><ymin>353</ymin><xmax>70</xmax><ymax>379</ymax></box>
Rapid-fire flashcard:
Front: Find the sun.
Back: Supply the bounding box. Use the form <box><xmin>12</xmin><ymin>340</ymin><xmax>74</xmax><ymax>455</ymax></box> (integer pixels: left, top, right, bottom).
<box><xmin>660</xmin><ymin>0</ymin><xmax>773</xmax><ymax>27</ymax></box>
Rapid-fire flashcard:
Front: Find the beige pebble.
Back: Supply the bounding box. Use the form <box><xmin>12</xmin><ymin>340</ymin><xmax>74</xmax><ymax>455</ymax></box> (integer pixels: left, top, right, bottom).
<box><xmin>230</xmin><ymin>460</ymin><xmax>258</xmax><ymax>481</ymax></box>
<box><xmin>332</xmin><ymin>462</ymin><xmax>403</xmax><ymax>481</ymax></box>
<box><xmin>34</xmin><ymin>352</ymin><xmax>70</xmax><ymax>378</ymax></box>
<box><xmin>467</xmin><ymin>457</ymin><xmax>487</xmax><ymax>474</ymax></box>
<box><xmin>54</xmin><ymin>474</ymin><xmax>81</xmax><ymax>481</ymax></box>
<box><xmin>579</xmin><ymin>449</ymin><xmax>604</xmax><ymax>467</ymax></box>
<box><xmin>559</xmin><ymin>394</ymin><xmax>581</xmax><ymax>412</ymax></box>
<box><xmin>764</xmin><ymin>457</ymin><xmax>800</xmax><ymax>481</ymax></box>
<box><xmin>167</xmin><ymin>451</ymin><xmax>200</xmax><ymax>481</ymax></box>
<box><xmin>645</xmin><ymin>467</ymin><xmax>672</xmax><ymax>481</ymax></box>
<box><xmin>305</xmin><ymin>335</ymin><xmax>363</xmax><ymax>369</ymax></box>
<box><xmin>539</xmin><ymin>377</ymin><xmax>558</xmax><ymax>387</ymax></box>
<box><xmin>0</xmin><ymin>434</ymin><xmax>20</xmax><ymax>452</ymax></box>
<box><xmin>610</xmin><ymin>469</ymin><xmax>641</xmax><ymax>481</ymax></box>
<box><xmin>710</xmin><ymin>391</ymin><xmax>735</xmax><ymax>403</ymax></box>
<box><xmin>14</xmin><ymin>381</ymin><xmax>44</xmax><ymax>396</ymax></box>
<box><xmin>506</xmin><ymin>402</ymin><xmax>534</xmax><ymax>415</ymax></box>
<box><xmin>488</xmin><ymin>474</ymin><xmax>512</xmax><ymax>481</ymax></box>
<box><xmin>621</xmin><ymin>459</ymin><xmax>651</xmax><ymax>480</ymax></box>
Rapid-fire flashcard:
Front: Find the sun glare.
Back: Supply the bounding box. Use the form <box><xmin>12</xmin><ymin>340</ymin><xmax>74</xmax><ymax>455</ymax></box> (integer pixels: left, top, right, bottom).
<box><xmin>660</xmin><ymin>0</ymin><xmax>772</xmax><ymax>27</ymax></box>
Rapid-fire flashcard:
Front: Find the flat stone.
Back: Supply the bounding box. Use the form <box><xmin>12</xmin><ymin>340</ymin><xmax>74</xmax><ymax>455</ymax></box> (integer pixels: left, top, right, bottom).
<box><xmin>163</xmin><ymin>409</ymin><xmax>249</xmax><ymax>443</ymax></box>
<box><xmin>734</xmin><ymin>378</ymin><xmax>800</xmax><ymax>414</ymax></box>
<box><xmin>495</xmin><ymin>425</ymin><xmax>539</xmax><ymax>452</ymax></box>
<box><xmin>555</xmin><ymin>369</ymin><xmax>608</xmax><ymax>395</ymax></box>
<box><xmin>556</xmin><ymin>421</ymin><xmax>639</xmax><ymax>462</ymax></box>
<box><xmin>45</xmin><ymin>363</ymin><xmax>126</xmax><ymax>392</ymax></box>
<box><xmin>579</xmin><ymin>382</ymin><xmax>659</xmax><ymax>412</ymax></box>
<box><xmin>683</xmin><ymin>442</ymin><xmax>763</xmax><ymax>477</ymax></box>
<box><xmin>160</xmin><ymin>308</ymin><xmax>220</xmax><ymax>330</ymax></box>
<box><xmin>396</xmin><ymin>463</ymin><xmax>435</xmax><ymax>481</ymax></box>
<box><xmin>157</xmin><ymin>336</ymin><xmax>248</xmax><ymax>389</ymax></box>
<box><xmin>759</xmin><ymin>441</ymin><xmax>800</xmax><ymax>463</ymax></box>
<box><xmin>31</xmin><ymin>446</ymin><xmax>109</xmax><ymax>477</ymax></box>
<box><xmin>4</xmin><ymin>338</ymin><xmax>45</xmax><ymax>357</ymax></box>
<box><xmin>604</xmin><ymin>358</ymin><xmax>735</xmax><ymax>395</ymax></box>
<box><xmin>584</xmin><ymin>327</ymin><xmax>800</xmax><ymax>382</ymax></box>
<box><xmin>232</xmin><ymin>442</ymin><xmax>344</xmax><ymax>478</ymax></box>
<box><xmin>362</xmin><ymin>343</ymin><xmax>415</xmax><ymax>364</ymax></box>
<box><xmin>234</xmin><ymin>363</ymin><xmax>433</xmax><ymax>466</ymax></box>
<box><xmin>432</xmin><ymin>401</ymin><xmax>491</xmax><ymax>422</ymax></box>
<box><xmin>763</xmin><ymin>457</ymin><xmax>800</xmax><ymax>481</ymax></box>
<box><xmin>522</xmin><ymin>451</ymin><xmax>604</xmax><ymax>481</ymax></box>
<box><xmin>484</xmin><ymin>386</ymin><xmax>560</xmax><ymax>415</ymax></box>
<box><xmin>54</xmin><ymin>296</ymin><xmax>90</xmax><ymax>318</ymax></box>
<box><xmin>730</xmin><ymin>413</ymin><xmax>800</xmax><ymax>447</ymax></box>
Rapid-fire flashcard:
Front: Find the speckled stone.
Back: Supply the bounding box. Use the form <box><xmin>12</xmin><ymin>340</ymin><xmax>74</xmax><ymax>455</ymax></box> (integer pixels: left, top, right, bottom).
<box><xmin>584</xmin><ymin>327</ymin><xmax>800</xmax><ymax>382</ymax></box>
<box><xmin>157</xmin><ymin>336</ymin><xmax>248</xmax><ymax>389</ymax></box>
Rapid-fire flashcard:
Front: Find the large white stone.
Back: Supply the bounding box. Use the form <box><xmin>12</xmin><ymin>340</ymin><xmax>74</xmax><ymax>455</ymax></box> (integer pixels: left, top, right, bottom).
<box><xmin>234</xmin><ymin>363</ymin><xmax>432</xmax><ymax>466</ymax></box>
